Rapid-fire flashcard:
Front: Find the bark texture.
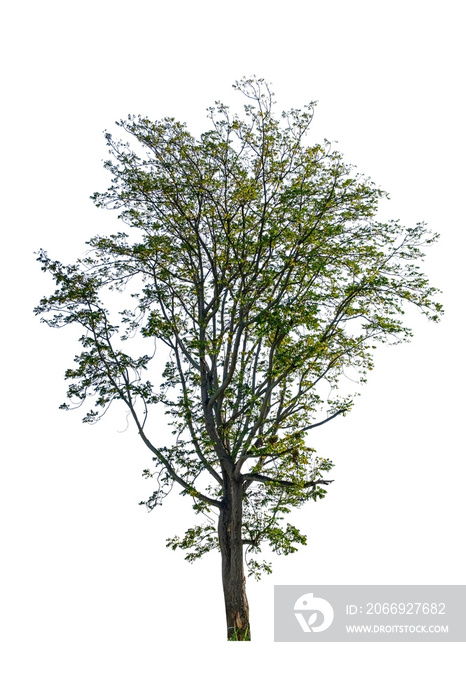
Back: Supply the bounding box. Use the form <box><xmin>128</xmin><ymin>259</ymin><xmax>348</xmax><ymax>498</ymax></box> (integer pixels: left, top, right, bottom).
<box><xmin>218</xmin><ymin>473</ymin><xmax>250</xmax><ymax>640</ymax></box>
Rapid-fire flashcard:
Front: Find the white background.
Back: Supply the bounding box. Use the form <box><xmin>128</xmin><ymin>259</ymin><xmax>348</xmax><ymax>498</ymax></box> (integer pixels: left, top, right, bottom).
<box><xmin>1</xmin><ymin>1</ymin><xmax>465</xmax><ymax>697</ymax></box>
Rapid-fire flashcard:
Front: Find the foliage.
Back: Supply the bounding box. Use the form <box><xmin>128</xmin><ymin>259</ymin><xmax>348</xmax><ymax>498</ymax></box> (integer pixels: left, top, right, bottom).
<box><xmin>35</xmin><ymin>78</ymin><xmax>442</xmax><ymax>578</ymax></box>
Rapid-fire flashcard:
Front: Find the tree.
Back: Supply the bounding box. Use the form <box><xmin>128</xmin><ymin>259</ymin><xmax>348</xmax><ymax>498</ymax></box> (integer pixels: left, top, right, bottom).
<box><xmin>35</xmin><ymin>78</ymin><xmax>442</xmax><ymax>640</ymax></box>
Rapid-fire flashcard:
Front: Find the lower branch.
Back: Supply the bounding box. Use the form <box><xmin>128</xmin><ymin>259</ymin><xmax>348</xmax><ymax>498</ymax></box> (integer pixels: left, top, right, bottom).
<box><xmin>242</xmin><ymin>473</ymin><xmax>334</xmax><ymax>488</ymax></box>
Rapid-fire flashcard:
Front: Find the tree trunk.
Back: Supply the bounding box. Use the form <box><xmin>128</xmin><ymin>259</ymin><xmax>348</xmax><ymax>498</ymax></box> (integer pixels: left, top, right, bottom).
<box><xmin>218</xmin><ymin>473</ymin><xmax>250</xmax><ymax>641</ymax></box>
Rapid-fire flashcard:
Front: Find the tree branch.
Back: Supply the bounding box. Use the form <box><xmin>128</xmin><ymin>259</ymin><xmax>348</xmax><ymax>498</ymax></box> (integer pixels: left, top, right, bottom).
<box><xmin>242</xmin><ymin>473</ymin><xmax>334</xmax><ymax>488</ymax></box>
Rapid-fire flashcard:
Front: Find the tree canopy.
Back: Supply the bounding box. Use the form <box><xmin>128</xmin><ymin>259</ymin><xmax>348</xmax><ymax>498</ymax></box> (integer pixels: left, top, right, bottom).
<box><xmin>35</xmin><ymin>78</ymin><xmax>442</xmax><ymax>637</ymax></box>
